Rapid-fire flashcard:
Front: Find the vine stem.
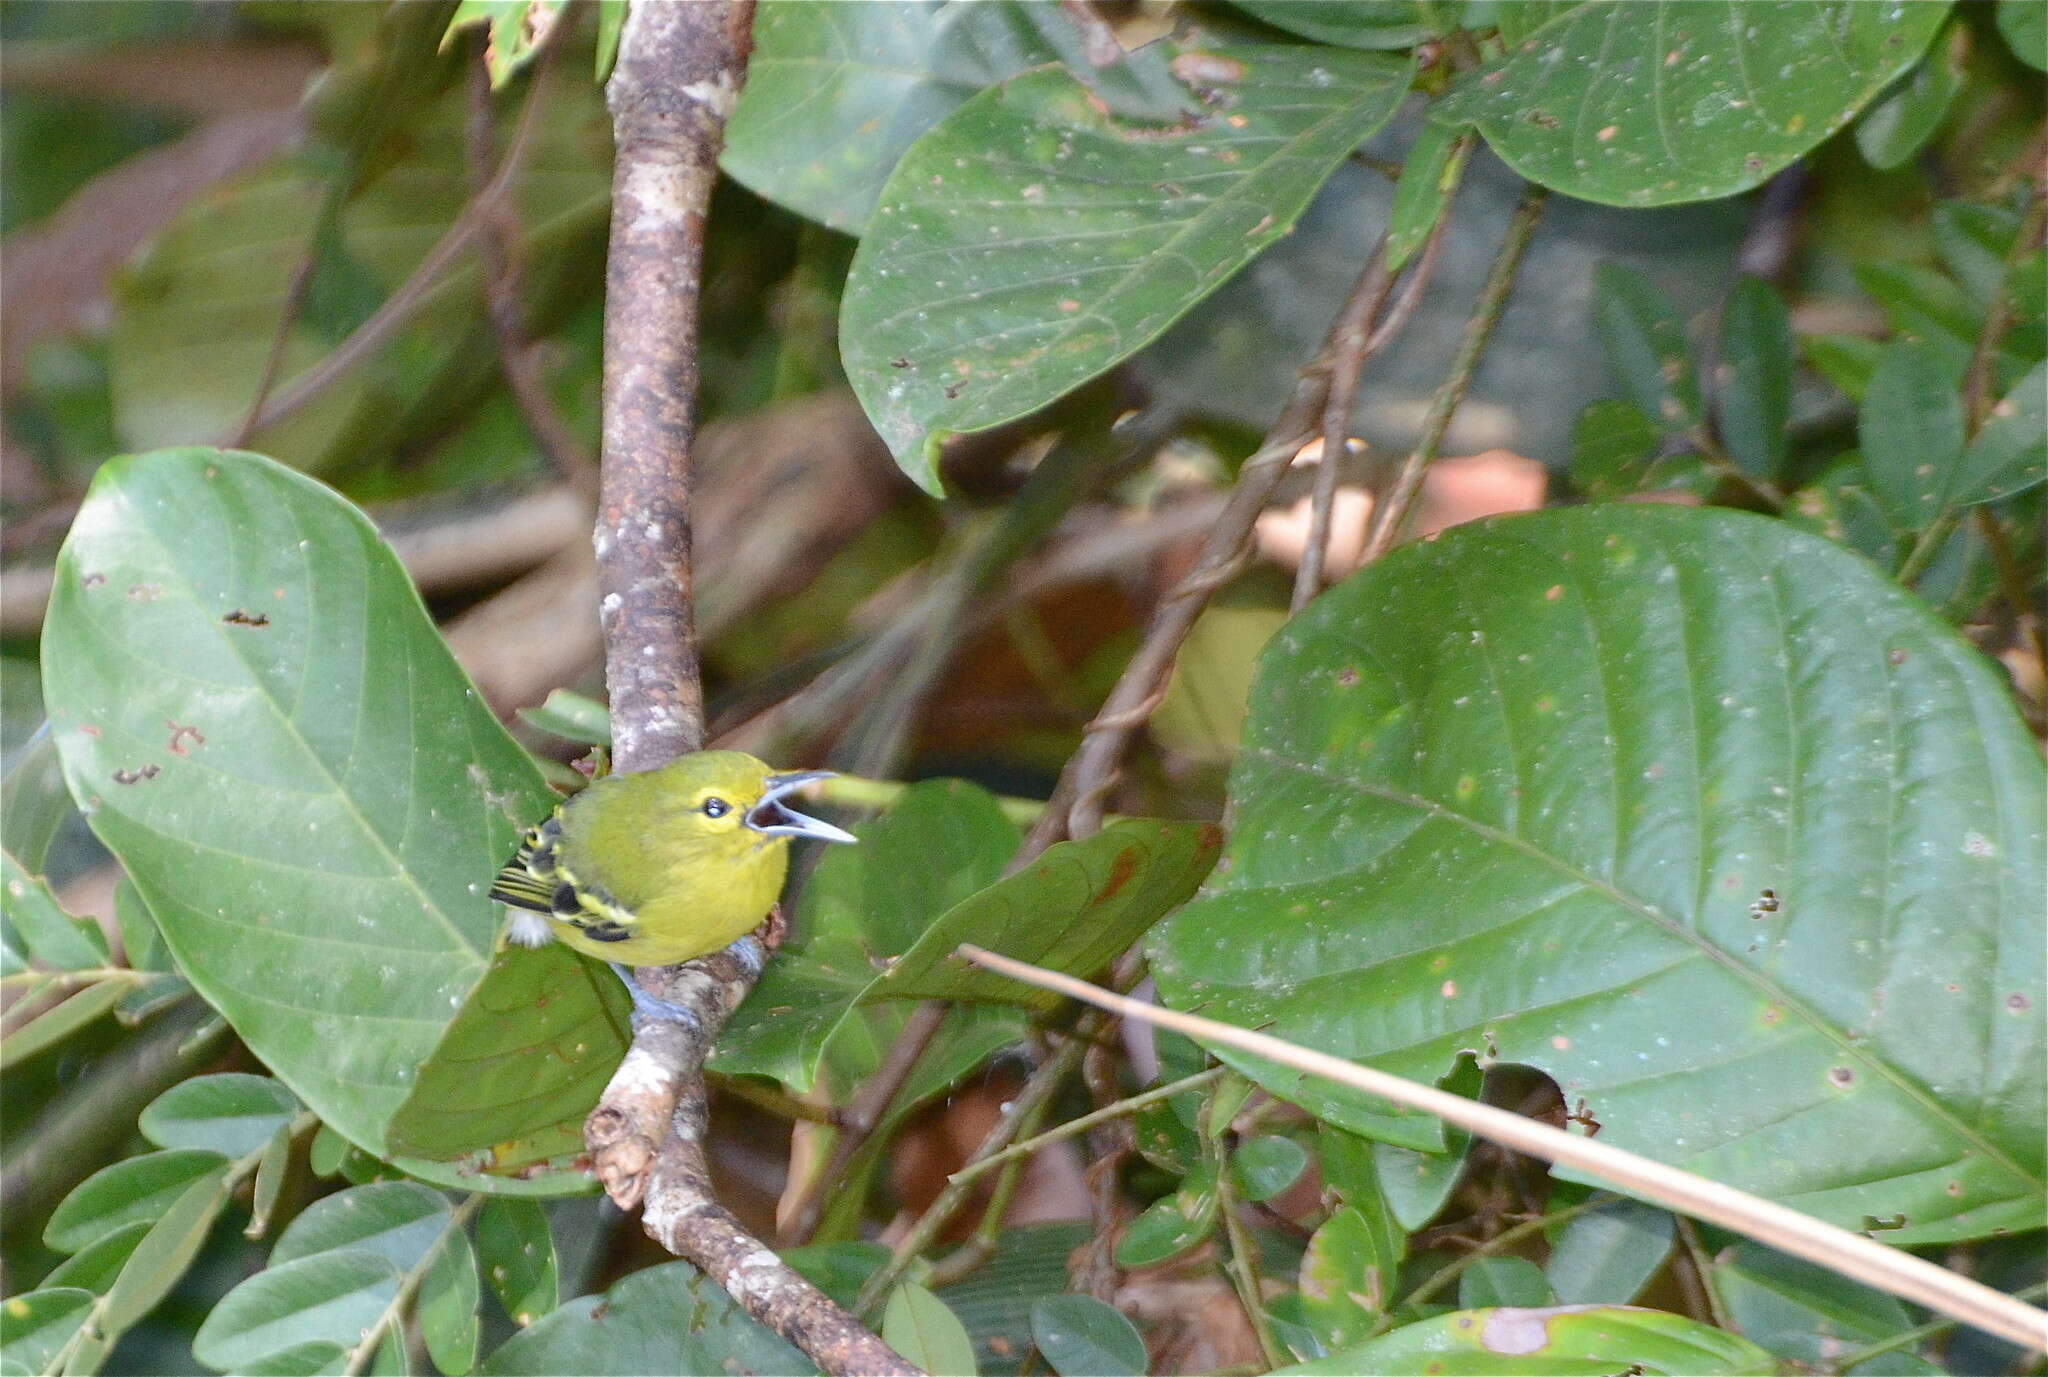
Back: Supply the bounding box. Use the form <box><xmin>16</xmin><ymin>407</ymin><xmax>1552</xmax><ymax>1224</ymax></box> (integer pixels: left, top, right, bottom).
<box><xmin>1828</xmin><ymin>1280</ymin><xmax>2048</xmax><ymax>1373</ymax></box>
<box><xmin>946</xmin><ymin>1066</ymin><xmax>1224</xmax><ymax>1192</ymax></box>
<box><xmin>1360</xmin><ymin>184</ymin><xmax>1548</xmax><ymax>564</ymax></box>
<box><xmin>1204</xmin><ymin>1078</ymin><xmax>1287</xmax><ymax>1370</ymax></box>
<box><xmin>957</xmin><ymin>946</ymin><xmax>2048</xmax><ymax>1355</ymax></box>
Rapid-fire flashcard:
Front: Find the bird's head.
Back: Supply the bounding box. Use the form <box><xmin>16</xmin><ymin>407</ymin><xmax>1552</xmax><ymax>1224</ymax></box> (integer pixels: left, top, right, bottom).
<box><xmin>644</xmin><ymin>750</ymin><xmax>856</xmax><ymax>854</ymax></box>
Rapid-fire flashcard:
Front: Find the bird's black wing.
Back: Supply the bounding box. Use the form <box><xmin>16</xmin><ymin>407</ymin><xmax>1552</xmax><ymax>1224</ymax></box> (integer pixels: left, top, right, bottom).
<box><xmin>489</xmin><ymin>814</ymin><xmax>564</xmax><ymax>913</ymax></box>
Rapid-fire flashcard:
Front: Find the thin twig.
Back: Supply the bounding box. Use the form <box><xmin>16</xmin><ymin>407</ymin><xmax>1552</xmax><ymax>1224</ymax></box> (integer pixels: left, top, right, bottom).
<box><xmin>783</xmin><ymin>1000</ymin><xmax>949</xmax><ymax>1245</ymax></box>
<box><xmin>464</xmin><ymin>42</ymin><xmax>597</xmax><ymax>495</ymax></box>
<box><xmin>854</xmin><ymin>1017</ymin><xmax>1099</xmax><ymax>1316</ymax></box>
<box><xmin>1829</xmin><ymin>1280</ymin><xmax>2048</xmax><ymax>1374</ymax></box>
<box><xmin>1205</xmin><ymin>1081</ymin><xmax>1287</xmax><ymax>1370</ymax></box>
<box><xmin>1360</xmin><ymin>184</ymin><xmax>1548</xmax><ymax>564</ymax></box>
<box><xmin>1673</xmin><ymin>1214</ymin><xmax>1735</xmax><ymax>1332</ymax></box>
<box><xmin>1962</xmin><ymin>181</ymin><xmax>2046</xmax><ymax>430</ymax></box>
<box><xmin>1028</xmin><ymin>244</ymin><xmax>1407</xmax><ymax>849</ymax></box>
<box><xmin>1292</xmin><ymin>197</ymin><xmax>1458</xmax><ymax>611</ymax></box>
<box><xmin>577</xmin><ymin>4</ymin><xmax>915</xmax><ymax>1373</ymax></box>
<box><xmin>218</xmin><ymin>67</ymin><xmax>553</xmax><ymax>447</ymax></box>
<box><xmin>231</xmin><ymin>233</ymin><xmax>323</xmax><ymax>449</ymax></box>
<box><xmin>948</xmin><ymin>1066</ymin><xmax>1224</xmax><ymax>1191</ymax></box>
<box><xmin>925</xmin><ymin>1091</ymin><xmax>1057</xmax><ymax>1290</ymax></box>
<box><xmin>959</xmin><ymin>947</ymin><xmax>2048</xmax><ymax>1355</ymax></box>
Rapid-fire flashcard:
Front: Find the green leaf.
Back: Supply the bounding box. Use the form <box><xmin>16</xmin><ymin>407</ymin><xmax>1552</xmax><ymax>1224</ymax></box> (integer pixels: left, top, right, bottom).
<box><xmin>1151</xmin><ymin>505</ymin><xmax>2045</xmax><ymax>1245</ymax></box>
<box><xmin>1854</xmin><ymin>263</ymin><xmax>1980</xmax><ymax>377</ymax></box>
<box><xmin>2</xmin><ymin>849</ymin><xmax>108</xmax><ymax>970</ymax></box>
<box><xmin>1802</xmin><ymin>334</ymin><xmax>1885</xmax><ymax>405</ymax></box>
<box><xmin>45</xmin><ymin>1149</ymin><xmax>229</xmax><ymax>1254</ymax></box>
<box><xmin>0</xmin><ymin>1289</ymin><xmax>94</xmax><ymax>1375</ymax></box>
<box><xmin>715</xmin><ymin>779</ymin><xmax>1019</xmax><ymax>1090</ymax></box>
<box><xmin>113</xmin><ymin>876</ymin><xmax>170</xmax><ymax>975</ymax></box>
<box><xmin>1133</xmin><ymin>1091</ymin><xmax>1203</xmax><ymax>1174</ymax></box>
<box><xmin>1231</xmin><ymin>1134</ymin><xmax>1309</xmax><ymax>1203</ymax></box>
<box><xmin>1955</xmin><ymin>362</ymin><xmax>2048</xmax><ymax>505</ymax></box>
<box><xmin>1854</xmin><ymin>20</ymin><xmax>1965</xmax><ymax>171</ymax></box>
<box><xmin>842</xmin><ymin>41</ymin><xmax>1411</xmax><ymax>491</ymax></box>
<box><xmin>1858</xmin><ymin>340</ymin><xmax>1967</xmax><ymax>529</ymax></box>
<box><xmin>936</xmin><ymin>1223</ymin><xmax>1091</xmax><ymax>1377</ymax></box>
<box><xmin>1715</xmin><ymin>277</ymin><xmax>1794</xmax><ymax>480</ymax></box>
<box><xmin>862</xmin><ymin>819</ymin><xmax>1221</xmax><ymax>1009</ymax></box>
<box><xmin>43</xmin><ymin>1222</ymin><xmax>151</xmax><ymax>1295</ymax></box>
<box><xmin>1569</xmin><ymin>401</ymin><xmax>1710</xmax><ymax>503</ymax></box>
<box><xmin>1114</xmin><ymin>1164</ymin><xmax>1220</xmax><ymax>1268</ymax></box>
<box><xmin>1543</xmin><ymin>1199</ymin><xmax>1673</xmax><ymax>1304</ymax></box>
<box><xmin>1384</xmin><ymin>122</ymin><xmax>1471</xmax><ymax>274</ymax></box>
<box><xmin>1593</xmin><ymin>264</ymin><xmax>1700</xmax><ymax>432</ymax></box>
<box><xmin>1460</xmin><ymin>1257</ymin><xmax>1553</xmax><ymax>1309</ymax></box>
<box><xmin>0</xmin><ymin>979</ymin><xmax>129</xmax><ymax>1068</ymax></box>
<box><xmin>140</xmin><ymin>1074</ymin><xmax>299</xmax><ymax>1158</ymax></box>
<box><xmin>419</xmin><ymin>1222</ymin><xmax>479</xmax><ymax>1377</ymax></box>
<box><xmin>1299</xmin><ymin>1199</ymin><xmax>1404</xmax><ymax>1348</ymax></box>
<box><xmin>1434</xmin><ymin>1</ymin><xmax>1949</xmax><ymax>207</ymax></box>
<box><xmin>40</xmin><ymin>450</ymin><xmax>561</xmax><ymax>1180</ymax></box>
<box><xmin>514</xmin><ymin>690</ymin><xmax>612</xmax><ymax>747</ymax></box>
<box><xmin>238</xmin><ymin>1342</ymin><xmax>347</xmax><ymax>1377</ymax></box>
<box><xmin>475</xmin><ymin>1199</ymin><xmax>557</xmax><ymax>1327</ymax></box>
<box><xmin>273</xmin><ymin>1182</ymin><xmax>451</xmax><ymax>1270</ymax></box>
<box><xmin>883</xmin><ymin>1282</ymin><xmax>978</xmax><ymax>1377</ymax></box>
<box><xmin>1711</xmin><ymin>1239</ymin><xmax>1943</xmax><ymax>1374</ymax></box>
<box><xmin>593</xmin><ymin>0</ymin><xmax>623</xmax><ymax>80</ymax></box>
<box><xmin>309</xmin><ymin>1124</ymin><xmax>348</xmax><ymax>1180</ymax></box>
<box><xmin>93</xmin><ymin>1166</ymin><xmax>234</xmax><ymax>1336</ymax></box>
<box><xmin>479</xmin><ymin>1261</ymin><xmax>808</xmax><ymax>1375</ymax></box>
<box><xmin>248</xmin><ymin>1122</ymin><xmax>293</xmax><ymax>1240</ymax></box>
<box><xmin>1227</xmin><ymin>1</ymin><xmax>1433</xmax><ymax>49</ymax></box>
<box><xmin>384</xmin><ymin>940</ymin><xmax>627</xmax><ymax>1167</ymax></box>
<box><xmin>1997</xmin><ymin>0</ymin><xmax>2047</xmax><ymax>71</ymax></box>
<box><xmin>193</xmin><ymin>1251</ymin><xmax>400</xmax><ymax>1374</ymax></box>
<box><xmin>444</xmin><ymin>1</ymin><xmax>567</xmax><ymax>88</ymax></box>
<box><xmin>1372</xmin><ymin>1138</ymin><xmax>1470</xmax><ymax>1232</ymax></box>
<box><xmin>1029</xmin><ymin>1294</ymin><xmax>1146</xmax><ymax>1377</ymax></box>
<box><xmin>1278</xmin><ymin>1305</ymin><xmax>1779</xmax><ymax>1375</ymax></box>
<box><xmin>725</xmin><ymin>0</ymin><xmax>1190</xmax><ymax>235</ymax></box>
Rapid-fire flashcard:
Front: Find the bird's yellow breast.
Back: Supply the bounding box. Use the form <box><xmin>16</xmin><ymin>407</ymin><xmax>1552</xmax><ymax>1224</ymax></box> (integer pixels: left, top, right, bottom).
<box><xmin>546</xmin><ymin>832</ymin><xmax>789</xmax><ymax>966</ymax></box>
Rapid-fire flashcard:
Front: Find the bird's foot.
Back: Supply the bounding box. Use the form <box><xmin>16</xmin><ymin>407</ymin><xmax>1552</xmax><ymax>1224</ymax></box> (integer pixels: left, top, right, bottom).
<box><xmin>608</xmin><ymin>963</ymin><xmax>701</xmax><ymax>1030</ymax></box>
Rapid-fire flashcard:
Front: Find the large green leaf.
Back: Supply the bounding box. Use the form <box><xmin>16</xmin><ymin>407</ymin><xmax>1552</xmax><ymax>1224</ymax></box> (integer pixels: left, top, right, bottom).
<box><xmin>1227</xmin><ymin>1</ymin><xmax>1433</xmax><ymax>49</ymax></box>
<box><xmin>193</xmin><ymin>1251</ymin><xmax>400</xmax><ymax>1374</ymax></box>
<box><xmin>724</xmin><ymin>0</ymin><xmax>1188</xmax><ymax>235</ymax></box>
<box><xmin>1434</xmin><ymin>2</ymin><xmax>1948</xmax><ymax>207</ymax></box>
<box><xmin>1151</xmin><ymin>505</ymin><xmax>2044</xmax><ymax>1245</ymax></box>
<box><xmin>384</xmin><ymin>941</ymin><xmax>626</xmax><ymax>1169</ymax></box>
<box><xmin>479</xmin><ymin>1262</ymin><xmax>809</xmax><ymax>1375</ymax></box>
<box><xmin>40</xmin><ymin>449</ymin><xmax>557</xmax><ymax>1177</ymax></box>
<box><xmin>860</xmin><ymin>819</ymin><xmax>1220</xmax><ymax>1009</ymax></box>
<box><xmin>1279</xmin><ymin>1305</ymin><xmax>1778</xmax><ymax>1375</ymax></box>
<box><xmin>842</xmin><ymin>40</ymin><xmax>1411</xmax><ymax>490</ymax></box>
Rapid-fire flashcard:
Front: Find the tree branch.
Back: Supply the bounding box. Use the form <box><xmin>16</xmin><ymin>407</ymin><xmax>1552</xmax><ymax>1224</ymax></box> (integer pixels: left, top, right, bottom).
<box><xmin>576</xmin><ymin>4</ymin><xmax>915</xmax><ymax>1371</ymax></box>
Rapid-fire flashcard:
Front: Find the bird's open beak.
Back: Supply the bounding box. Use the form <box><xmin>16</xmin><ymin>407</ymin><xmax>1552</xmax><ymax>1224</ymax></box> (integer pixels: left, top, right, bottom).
<box><xmin>746</xmin><ymin>771</ymin><xmax>857</xmax><ymax>844</ymax></box>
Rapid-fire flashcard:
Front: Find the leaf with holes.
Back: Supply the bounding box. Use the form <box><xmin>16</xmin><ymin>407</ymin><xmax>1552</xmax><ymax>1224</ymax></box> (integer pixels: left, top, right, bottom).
<box><xmin>842</xmin><ymin>39</ymin><xmax>1411</xmax><ymax>491</ymax></box>
<box><xmin>40</xmin><ymin>449</ymin><xmax>570</xmax><ymax>1191</ymax></box>
<box><xmin>1151</xmin><ymin>505</ymin><xmax>2044</xmax><ymax>1245</ymax></box>
<box><xmin>1433</xmin><ymin>1</ymin><xmax>1948</xmax><ymax>207</ymax></box>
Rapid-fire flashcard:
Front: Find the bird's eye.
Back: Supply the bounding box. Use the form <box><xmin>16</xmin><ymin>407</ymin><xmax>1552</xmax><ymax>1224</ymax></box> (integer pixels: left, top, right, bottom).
<box><xmin>701</xmin><ymin>797</ymin><xmax>731</xmax><ymax>819</ymax></box>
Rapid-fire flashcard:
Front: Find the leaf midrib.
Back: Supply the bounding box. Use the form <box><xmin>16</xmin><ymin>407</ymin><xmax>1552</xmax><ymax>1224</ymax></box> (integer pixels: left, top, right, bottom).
<box><xmin>1239</xmin><ymin>744</ymin><xmax>2036</xmax><ymax>1188</ymax></box>
<box><xmin>100</xmin><ymin>468</ymin><xmax>488</xmax><ymax>976</ymax></box>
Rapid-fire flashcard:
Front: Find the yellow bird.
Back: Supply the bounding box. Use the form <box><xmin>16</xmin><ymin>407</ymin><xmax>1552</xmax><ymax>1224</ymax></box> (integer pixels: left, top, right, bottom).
<box><xmin>489</xmin><ymin>751</ymin><xmax>854</xmax><ymax>1020</ymax></box>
